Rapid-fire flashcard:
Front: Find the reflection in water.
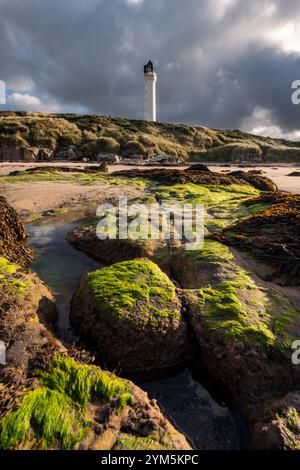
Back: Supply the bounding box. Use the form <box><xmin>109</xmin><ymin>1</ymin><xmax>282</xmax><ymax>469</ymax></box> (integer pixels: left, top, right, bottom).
<box><xmin>27</xmin><ymin>219</ymin><xmax>248</xmax><ymax>450</ymax></box>
<box><xmin>27</xmin><ymin>221</ymin><xmax>101</xmax><ymax>341</ymax></box>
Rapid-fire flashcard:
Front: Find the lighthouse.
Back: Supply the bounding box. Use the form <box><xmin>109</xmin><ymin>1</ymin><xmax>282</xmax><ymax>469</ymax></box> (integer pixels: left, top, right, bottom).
<box><xmin>144</xmin><ymin>60</ymin><xmax>157</xmax><ymax>122</ymax></box>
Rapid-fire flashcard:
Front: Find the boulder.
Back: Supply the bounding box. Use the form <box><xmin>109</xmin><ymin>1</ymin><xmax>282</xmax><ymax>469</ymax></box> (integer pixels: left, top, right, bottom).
<box><xmin>22</xmin><ymin>146</ymin><xmax>39</xmax><ymax>162</ymax></box>
<box><xmin>70</xmin><ymin>259</ymin><xmax>190</xmax><ymax>374</ymax></box>
<box><xmin>0</xmin><ymin>201</ymin><xmax>190</xmax><ymax>451</ymax></box>
<box><xmin>96</xmin><ymin>153</ymin><xmax>120</xmax><ymax>164</ymax></box>
<box><xmin>54</xmin><ymin>146</ymin><xmax>78</xmax><ymax>161</ymax></box>
<box><xmin>37</xmin><ymin>148</ymin><xmax>54</xmax><ymax>162</ymax></box>
<box><xmin>187</xmin><ymin>163</ymin><xmax>211</xmax><ymax>172</ymax></box>
<box><xmin>0</xmin><ymin>145</ymin><xmax>23</xmax><ymax>162</ymax></box>
<box><xmin>150</xmin><ymin>154</ymin><xmax>169</xmax><ymax>163</ymax></box>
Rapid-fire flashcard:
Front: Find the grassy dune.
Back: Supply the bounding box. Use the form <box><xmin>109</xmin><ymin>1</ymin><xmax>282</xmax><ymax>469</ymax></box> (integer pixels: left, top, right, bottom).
<box><xmin>1</xmin><ymin>111</ymin><xmax>300</xmax><ymax>161</ymax></box>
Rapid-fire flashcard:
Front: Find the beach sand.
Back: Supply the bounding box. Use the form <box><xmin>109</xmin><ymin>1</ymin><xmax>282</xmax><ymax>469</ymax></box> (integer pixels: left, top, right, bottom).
<box><xmin>0</xmin><ymin>162</ymin><xmax>298</xmax><ymax>221</ymax></box>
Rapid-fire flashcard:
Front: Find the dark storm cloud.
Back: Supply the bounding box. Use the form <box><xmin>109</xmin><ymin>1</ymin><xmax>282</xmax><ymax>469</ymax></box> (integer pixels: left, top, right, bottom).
<box><xmin>0</xmin><ymin>0</ymin><xmax>300</xmax><ymax>137</ymax></box>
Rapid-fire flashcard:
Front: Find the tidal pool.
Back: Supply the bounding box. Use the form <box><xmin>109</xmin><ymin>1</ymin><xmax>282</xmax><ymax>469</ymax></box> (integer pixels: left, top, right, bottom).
<box><xmin>27</xmin><ymin>218</ymin><xmax>248</xmax><ymax>450</ymax></box>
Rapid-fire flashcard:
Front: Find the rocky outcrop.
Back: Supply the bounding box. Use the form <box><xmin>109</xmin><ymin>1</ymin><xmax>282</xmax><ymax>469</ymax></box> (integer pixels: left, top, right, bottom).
<box><xmin>213</xmin><ymin>193</ymin><xmax>300</xmax><ymax>286</ymax></box>
<box><xmin>228</xmin><ymin>170</ymin><xmax>278</xmax><ymax>191</ymax></box>
<box><xmin>0</xmin><ymin>257</ymin><xmax>61</xmax><ymax>388</ymax></box>
<box><xmin>251</xmin><ymin>392</ymin><xmax>300</xmax><ymax>450</ymax></box>
<box><xmin>0</xmin><ymin>352</ymin><xmax>191</xmax><ymax>450</ymax></box>
<box><xmin>113</xmin><ymin>167</ymin><xmax>277</xmax><ymax>191</ymax></box>
<box><xmin>9</xmin><ymin>164</ymin><xmax>108</xmax><ymax>177</ymax></box>
<box><xmin>66</xmin><ymin>229</ymin><xmax>300</xmax><ymax>449</ymax></box>
<box><xmin>0</xmin><ymin>263</ymin><xmax>191</xmax><ymax>450</ymax></box>
<box><xmin>96</xmin><ymin>153</ymin><xmax>120</xmax><ymax>164</ymax></box>
<box><xmin>0</xmin><ymin>196</ymin><xmax>32</xmax><ymax>267</ymax></box>
<box><xmin>0</xmin><ymin>145</ymin><xmax>39</xmax><ymax>162</ymax></box>
<box><xmin>70</xmin><ymin>259</ymin><xmax>191</xmax><ymax>374</ymax></box>
<box><xmin>0</xmin><ymin>202</ymin><xmax>191</xmax><ymax>451</ymax></box>
<box><xmin>54</xmin><ymin>146</ymin><xmax>79</xmax><ymax>161</ymax></box>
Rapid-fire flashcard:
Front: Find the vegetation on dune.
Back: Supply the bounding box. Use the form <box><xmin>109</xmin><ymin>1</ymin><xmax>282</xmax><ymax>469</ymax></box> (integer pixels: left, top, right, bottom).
<box><xmin>87</xmin><ymin>259</ymin><xmax>179</xmax><ymax>327</ymax></box>
<box><xmin>1</xmin><ymin>111</ymin><xmax>300</xmax><ymax>160</ymax></box>
<box><xmin>0</xmin><ymin>355</ymin><xmax>135</xmax><ymax>450</ymax></box>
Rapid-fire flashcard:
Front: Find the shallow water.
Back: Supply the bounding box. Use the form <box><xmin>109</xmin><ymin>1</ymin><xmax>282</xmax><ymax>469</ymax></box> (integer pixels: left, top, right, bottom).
<box><xmin>27</xmin><ymin>220</ymin><xmax>101</xmax><ymax>341</ymax></box>
<box><xmin>27</xmin><ymin>218</ymin><xmax>248</xmax><ymax>450</ymax></box>
<box><xmin>143</xmin><ymin>369</ymin><xmax>247</xmax><ymax>450</ymax></box>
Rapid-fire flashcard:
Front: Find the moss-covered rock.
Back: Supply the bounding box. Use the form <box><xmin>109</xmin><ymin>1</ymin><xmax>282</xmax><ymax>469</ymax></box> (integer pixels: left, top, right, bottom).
<box><xmin>179</xmin><ymin>241</ymin><xmax>300</xmax><ymax>413</ymax></box>
<box><xmin>252</xmin><ymin>392</ymin><xmax>300</xmax><ymax>450</ymax></box>
<box><xmin>0</xmin><ymin>355</ymin><xmax>191</xmax><ymax>450</ymax></box>
<box><xmin>70</xmin><ymin>259</ymin><xmax>190</xmax><ymax>374</ymax></box>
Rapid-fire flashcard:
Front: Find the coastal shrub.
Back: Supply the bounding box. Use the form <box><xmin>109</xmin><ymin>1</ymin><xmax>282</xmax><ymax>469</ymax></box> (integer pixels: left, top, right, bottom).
<box><xmin>96</xmin><ymin>136</ymin><xmax>120</xmax><ymax>153</ymax></box>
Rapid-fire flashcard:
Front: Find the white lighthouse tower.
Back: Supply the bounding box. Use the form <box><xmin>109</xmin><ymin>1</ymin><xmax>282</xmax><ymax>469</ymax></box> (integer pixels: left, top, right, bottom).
<box><xmin>144</xmin><ymin>60</ymin><xmax>157</xmax><ymax>122</ymax></box>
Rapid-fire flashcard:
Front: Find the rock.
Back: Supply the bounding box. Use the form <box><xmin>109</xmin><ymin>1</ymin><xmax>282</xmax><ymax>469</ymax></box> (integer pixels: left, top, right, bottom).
<box><xmin>0</xmin><ymin>196</ymin><xmax>32</xmax><ymax>267</ymax></box>
<box><xmin>228</xmin><ymin>170</ymin><xmax>277</xmax><ymax>191</ymax></box>
<box><xmin>251</xmin><ymin>392</ymin><xmax>300</xmax><ymax>450</ymax></box>
<box><xmin>288</xmin><ymin>171</ymin><xmax>300</xmax><ymax>176</ymax></box>
<box><xmin>124</xmin><ymin>154</ymin><xmax>145</xmax><ymax>161</ymax></box>
<box><xmin>0</xmin><ymin>352</ymin><xmax>191</xmax><ymax>450</ymax></box>
<box><xmin>22</xmin><ymin>146</ymin><xmax>39</xmax><ymax>162</ymax></box>
<box><xmin>187</xmin><ymin>163</ymin><xmax>211</xmax><ymax>172</ymax></box>
<box><xmin>66</xmin><ymin>231</ymin><xmax>300</xmax><ymax>448</ymax></box>
<box><xmin>213</xmin><ymin>193</ymin><xmax>300</xmax><ymax>286</ymax></box>
<box><xmin>70</xmin><ymin>259</ymin><xmax>190</xmax><ymax>374</ymax></box>
<box><xmin>37</xmin><ymin>148</ymin><xmax>54</xmax><ymax>162</ymax></box>
<box><xmin>112</xmin><ymin>168</ymin><xmax>249</xmax><ymax>186</ymax></box>
<box><xmin>0</xmin><ymin>202</ymin><xmax>191</xmax><ymax>451</ymax></box>
<box><xmin>0</xmin><ymin>145</ymin><xmax>23</xmax><ymax>162</ymax></box>
<box><xmin>96</xmin><ymin>153</ymin><xmax>120</xmax><ymax>164</ymax></box>
<box><xmin>150</xmin><ymin>154</ymin><xmax>169</xmax><ymax>163</ymax></box>
<box><xmin>0</xmin><ymin>145</ymin><xmax>41</xmax><ymax>162</ymax></box>
<box><xmin>0</xmin><ymin>258</ymin><xmax>190</xmax><ymax>450</ymax></box>
<box><xmin>54</xmin><ymin>146</ymin><xmax>79</xmax><ymax>161</ymax></box>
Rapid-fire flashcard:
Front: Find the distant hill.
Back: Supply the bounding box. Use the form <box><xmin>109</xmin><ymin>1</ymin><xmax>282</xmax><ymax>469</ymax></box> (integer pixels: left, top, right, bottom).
<box><xmin>0</xmin><ymin>111</ymin><xmax>300</xmax><ymax>162</ymax></box>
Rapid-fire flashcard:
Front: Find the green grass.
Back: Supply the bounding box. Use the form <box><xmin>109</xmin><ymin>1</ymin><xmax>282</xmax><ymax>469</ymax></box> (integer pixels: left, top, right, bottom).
<box><xmin>87</xmin><ymin>259</ymin><xmax>179</xmax><ymax>327</ymax></box>
<box><xmin>1</xmin><ymin>111</ymin><xmax>300</xmax><ymax>161</ymax></box>
<box><xmin>0</xmin><ymin>355</ymin><xmax>135</xmax><ymax>450</ymax></box>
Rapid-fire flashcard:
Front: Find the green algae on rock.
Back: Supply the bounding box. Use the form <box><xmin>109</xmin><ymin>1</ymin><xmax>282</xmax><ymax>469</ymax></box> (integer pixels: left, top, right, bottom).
<box><xmin>70</xmin><ymin>259</ymin><xmax>190</xmax><ymax>374</ymax></box>
<box><xmin>0</xmin><ymin>355</ymin><xmax>134</xmax><ymax>450</ymax></box>
<box><xmin>87</xmin><ymin>259</ymin><xmax>179</xmax><ymax>325</ymax></box>
<box><xmin>176</xmin><ymin>241</ymin><xmax>298</xmax><ymax>352</ymax></box>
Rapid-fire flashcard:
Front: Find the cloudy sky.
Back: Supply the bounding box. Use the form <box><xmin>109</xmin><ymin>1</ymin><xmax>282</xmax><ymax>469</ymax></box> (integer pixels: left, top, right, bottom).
<box><xmin>1</xmin><ymin>0</ymin><xmax>300</xmax><ymax>139</ymax></box>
